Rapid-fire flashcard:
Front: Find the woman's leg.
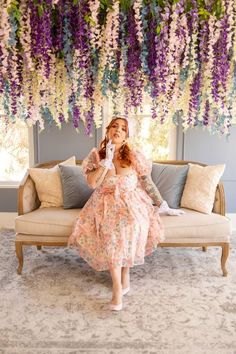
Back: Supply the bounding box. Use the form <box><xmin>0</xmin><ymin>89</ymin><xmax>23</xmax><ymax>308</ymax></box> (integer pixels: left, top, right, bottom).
<box><xmin>109</xmin><ymin>266</ymin><xmax>122</xmax><ymax>305</ymax></box>
<box><xmin>121</xmin><ymin>267</ymin><xmax>130</xmax><ymax>289</ymax></box>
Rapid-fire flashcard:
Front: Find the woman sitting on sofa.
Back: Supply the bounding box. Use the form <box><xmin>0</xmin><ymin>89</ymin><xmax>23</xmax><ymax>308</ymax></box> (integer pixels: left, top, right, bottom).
<box><xmin>68</xmin><ymin>116</ymin><xmax>183</xmax><ymax>311</ymax></box>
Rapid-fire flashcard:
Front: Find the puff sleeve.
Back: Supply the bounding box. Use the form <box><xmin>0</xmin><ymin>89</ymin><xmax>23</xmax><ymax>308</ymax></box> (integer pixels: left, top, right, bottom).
<box><xmin>130</xmin><ymin>150</ymin><xmax>152</xmax><ymax>177</ymax></box>
<box><xmin>82</xmin><ymin>148</ymin><xmax>100</xmax><ymax>177</ymax></box>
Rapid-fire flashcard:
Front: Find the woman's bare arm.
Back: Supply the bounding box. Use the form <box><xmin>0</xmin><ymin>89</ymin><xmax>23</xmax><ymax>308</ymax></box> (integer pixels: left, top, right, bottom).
<box><xmin>139</xmin><ymin>175</ymin><xmax>163</xmax><ymax>207</ymax></box>
<box><xmin>86</xmin><ymin>166</ymin><xmax>109</xmax><ymax>189</ymax></box>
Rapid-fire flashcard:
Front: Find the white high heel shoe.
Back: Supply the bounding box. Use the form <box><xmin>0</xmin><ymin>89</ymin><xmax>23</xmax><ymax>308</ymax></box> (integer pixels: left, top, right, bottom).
<box><xmin>108</xmin><ymin>302</ymin><xmax>123</xmax><ymax>311</ymax></box>
<box><xmin>122</xmin><ymin>286</ymin><xmax>130</xmax><ymax>296</ymax></box>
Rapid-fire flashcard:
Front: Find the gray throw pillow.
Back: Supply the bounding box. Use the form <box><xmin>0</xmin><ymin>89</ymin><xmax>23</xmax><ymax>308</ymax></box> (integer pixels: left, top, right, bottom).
<box><xmin>59</xmin><ymin>165</ymin><xmax>94</xmax><ymax>209</ymax></box>
<box><xmin>151</xmin><ymin>163</ymin><xmax>189</xmax><ymax>208</ymax></box>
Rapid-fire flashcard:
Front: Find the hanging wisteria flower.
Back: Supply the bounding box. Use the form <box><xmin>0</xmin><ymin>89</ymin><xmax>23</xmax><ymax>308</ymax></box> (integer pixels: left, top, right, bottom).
<box><xmin>89</xmin><ymin>0</ymin><xmax>101</xmax><ymax>50</ymax></box>
<box><xmin>217</xmin><ymin>14</ymin><xmax>230</xmax><ymax>106</ymax></box>
<box><xmin>0</xmin><ymin>0</ymin><xmax>11</xmax><ymax>77</ymax></box>
<box><xmin>133</xmin><ymin>0</ymin><xmax>143</xmax><ymax>45</ymax></box>
<box><xmin>0</xmin><ymin>0</ymin><xmax>235</xmax><ymax>136</ymax></box>
<box><xmin>124</xmin><ymin>5</ymin><xmax>143</xmax><ymax>110</ymax></box>
<box><xmin>166</xmin><ymin>0</ymin><xmax>186</xmax><ymax>107</ymax></box>
<box><xmin>19</xmin><ymin>3</ymin><xmax>34</xmax><ymax>72</ymax></box>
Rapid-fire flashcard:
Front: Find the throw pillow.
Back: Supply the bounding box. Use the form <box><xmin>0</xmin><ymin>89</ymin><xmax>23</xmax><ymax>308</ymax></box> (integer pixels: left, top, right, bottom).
<box><xmin>59</xmin><ymin>165</ymin><xmax>94</xmax><ymax>209</ymax></box>
<box><xmin>29</xmin><ymin>156</ymin><xmax>76</xmax><ymax>208</ymax></box>
<box><xmin>151</xmin><ymin>163</ymin><xmax>189</xmax><ymax>208</ymax></box>
<box><xmin>180</xmin><ymin>163</ymin><xmax>225</xmax><ymax>214</ymax></box>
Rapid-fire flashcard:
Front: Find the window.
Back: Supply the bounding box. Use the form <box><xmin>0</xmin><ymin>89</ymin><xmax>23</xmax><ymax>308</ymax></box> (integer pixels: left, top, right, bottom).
<box><xmin>103</xmin><ymin>98</ymin><xmax>176</xmax><ymax>160</ymax></box>
<box><xmin>128</xmin><ymin>114</ymin><xmax>176</xmax><ymax>161</ymax></box>
<box><xmin>0</xmin><ymin>118</ymin><xmax>34</xmax><ymax>186</ymax></box>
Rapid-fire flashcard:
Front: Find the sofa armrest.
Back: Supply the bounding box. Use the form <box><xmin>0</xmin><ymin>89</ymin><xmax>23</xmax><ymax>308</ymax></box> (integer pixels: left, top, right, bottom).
<box><xmin>213</xmin><ymin>182</ymin><xmax>225</xmax><ymax>216</ymax></box>
<box><xmin>18</xmin><ymin>171</ymin><xmax>40</xmax><ymax>215</ymax></box>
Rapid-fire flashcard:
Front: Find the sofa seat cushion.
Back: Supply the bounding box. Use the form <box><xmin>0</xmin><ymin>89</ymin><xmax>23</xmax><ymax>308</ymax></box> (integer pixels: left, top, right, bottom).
<box><xmin>15</xmin><ymin>207</ymin><xmax>231</xmax><ymax>243</ymax></box>
<box><xmin>161</xmin><ymin>209</ymin><xmax>231</xmax><ymax>243</ymax></box>
<box><xmin>15</xmin><ymin>208</ymin><xmax>81</xmax><ymax>237</ymax></box>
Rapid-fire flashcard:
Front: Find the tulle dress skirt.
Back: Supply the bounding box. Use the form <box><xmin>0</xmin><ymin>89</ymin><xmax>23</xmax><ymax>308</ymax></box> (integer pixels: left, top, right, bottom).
<box><xmin>68</xmin><ymin>168</ymin><xmax>165</xmax><ymax>271</ymax></box>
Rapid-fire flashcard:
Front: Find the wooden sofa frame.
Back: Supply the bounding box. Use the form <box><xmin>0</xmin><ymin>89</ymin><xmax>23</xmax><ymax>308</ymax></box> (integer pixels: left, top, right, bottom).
<box><xmin>15</xmin><ymin>160</ymin><xmax>230</xmax><ymax>276</ymax></box>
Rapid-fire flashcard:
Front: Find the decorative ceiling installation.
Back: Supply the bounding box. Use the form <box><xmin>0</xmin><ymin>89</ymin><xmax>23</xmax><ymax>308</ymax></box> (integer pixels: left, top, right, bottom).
<box><xmin>0</xmin><ymin>0</ymin><xmax>236</xmax><ymax>135</ymax></box>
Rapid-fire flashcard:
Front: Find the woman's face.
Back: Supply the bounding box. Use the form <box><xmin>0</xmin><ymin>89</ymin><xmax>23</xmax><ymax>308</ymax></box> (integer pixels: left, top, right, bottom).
<box><xmin>107</xmin><ymin>119</ymin><xmax>128</xmax><ymax>145</ymax></box>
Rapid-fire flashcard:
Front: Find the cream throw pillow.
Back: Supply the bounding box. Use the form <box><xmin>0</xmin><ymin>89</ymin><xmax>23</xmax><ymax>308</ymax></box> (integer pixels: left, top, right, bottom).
<box><xmin>29</xmin><ymin>156</ymin><xmax>76</xmax><ymax>208</ymax></box>
<box><xmin>180</xmin><ymin>163</ymin><xmax>225</xmax><ymax>214</ymax></box>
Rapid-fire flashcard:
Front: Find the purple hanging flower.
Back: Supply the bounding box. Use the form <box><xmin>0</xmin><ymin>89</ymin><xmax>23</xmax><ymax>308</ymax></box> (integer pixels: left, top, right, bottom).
<box><xmin>146</xmin><ymin>12</ymin><xmax>157</xmax><ymax>98</ymax></box>
<box><xmin>70</xmin><ymin>0</ymin><xmax>91</xmax><ymax>69</ymax></box>
<box><xmin>203</xmin><ymin>100</ymin><xmax>210</xmax><ymax>126</ymax></box>
<box><xmin>72</xmin><ymin>105</ymin><xmax>80</xmax><ymax>129</ymax></box>
<box><xmin>42</xmin><ymin>2</ymin><xmax>53</xmax><ymax>78</ymax></box>
<box><xmin>218</xmin><ymin>17</ymin><xmax>230</xmax><ymax>98</ymax></box>
<box><xmin>156</xmin><ymin>11</ymin><xmax>170</xmax><ymax>96</ymax></box>
<box><xmin>199</xmin><ymin>20</ymin><xmax>209</xmax><ymax>64</ymax></box>
<box><xmin>211</xmin><ymin>14</ymin><xmax>230</xmax><ymax>106</ymax></box>
<box><xmin>7</xmin><ymin>52</ymin><xmax>17</xmax><ymax>115</ymax></box>
<box><xmin>69</xmin><ymin>0</ymin><xmax>94</xmax><ymax>133</ymax></box>
<box><xmin>52</xmin><ymin>0</ymin><xmax>64</xmax><ymax>53</ymax></box>
<box><xmin>188</xmin><ymin>70</ymin><xmax>201</xmax><ymax>125</ymax></box>
<box><xmin>124</xmin><ymin>6</ymin><xmax>143</xmax><ymax>109</ymax></box>
<box><xmin>149</xmin><ymin>5</ymin><xmax>171</xmax><ymax>121</ymax></box>
<box><xmin>58</xmin><ymin>113</ymin><xmax>65</xmax><ymax>123</ymax></box>
<box><xmin>29</xmin><ymin>0</ymin><xmax>52</xmax><ymax>78</ymax></box>
<box><xmin>211</xmin><ymin>44</ymin><xmax>221</xmax><ymax>103</ymax></box>
<box><xmin>85</xmin><ymin>102</ymin><xmax>94</xmax><ymax>136</ymax></box>
<box><xmin>0</xmin><ymin>45</ymin><xmax>4</xmax><ymax>94</ymax></box>
<box><xmin>188</xmin><ymin>19</ymin><xmax>208</xmax><ymax>126</ymax></box>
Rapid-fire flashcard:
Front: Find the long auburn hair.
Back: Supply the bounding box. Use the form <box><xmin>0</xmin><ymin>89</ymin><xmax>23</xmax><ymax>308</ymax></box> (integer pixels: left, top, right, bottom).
<box><xmin>98</xmin><ymin>117</ymin><xmax>132</xmax><ymax>167</ymax></box>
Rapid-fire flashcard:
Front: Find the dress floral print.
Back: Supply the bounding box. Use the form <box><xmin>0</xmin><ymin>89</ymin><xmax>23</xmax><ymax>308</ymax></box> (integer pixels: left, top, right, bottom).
<box><xmin>68</xmin><ymin>148</ymin><xmax>165</xmax><ymax>271</ymax></box>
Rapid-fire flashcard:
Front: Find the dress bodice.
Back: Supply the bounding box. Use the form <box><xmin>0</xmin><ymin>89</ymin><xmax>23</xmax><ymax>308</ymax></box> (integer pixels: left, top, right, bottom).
<box><xmin>98</xmin><ymin>169</ymin><xmax>139</xmax><ymax>197</ymax></box>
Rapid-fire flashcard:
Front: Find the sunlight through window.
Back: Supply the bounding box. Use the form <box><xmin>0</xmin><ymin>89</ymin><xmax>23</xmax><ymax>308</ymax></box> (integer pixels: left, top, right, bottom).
<box><xmin>0</xmin><ymin>118</ymin><xmax>29</xmax><ymax>183</ymax></box>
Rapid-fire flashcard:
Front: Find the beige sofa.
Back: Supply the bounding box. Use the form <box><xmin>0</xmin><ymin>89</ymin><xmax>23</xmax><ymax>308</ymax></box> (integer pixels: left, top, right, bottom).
<box><xmin>15</xmin><ymin>160</ymin><xmax>231</xmax><ymax>276</ymax></box>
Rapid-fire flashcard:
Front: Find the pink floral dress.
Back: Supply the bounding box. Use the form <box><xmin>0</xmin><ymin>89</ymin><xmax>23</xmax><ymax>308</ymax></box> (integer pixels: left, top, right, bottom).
<box><xmin>68</xmin><ymin>148</ymin><xmax>165</xmax><ymax>271</ymax></box>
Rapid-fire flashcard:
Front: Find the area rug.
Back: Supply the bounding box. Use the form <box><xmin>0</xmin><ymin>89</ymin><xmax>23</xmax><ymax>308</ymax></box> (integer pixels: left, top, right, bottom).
<box><xmin>0</xmin><ymin>229</ymin><xmax>236</xmax><ymax>354</ymax></box>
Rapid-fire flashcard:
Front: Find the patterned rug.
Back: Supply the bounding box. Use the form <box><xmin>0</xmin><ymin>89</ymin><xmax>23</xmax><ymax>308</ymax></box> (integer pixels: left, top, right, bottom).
<box><xmin>0</xmin><ymin>229</ymin><xmax>236</xmax><ymax>354</ymax></box>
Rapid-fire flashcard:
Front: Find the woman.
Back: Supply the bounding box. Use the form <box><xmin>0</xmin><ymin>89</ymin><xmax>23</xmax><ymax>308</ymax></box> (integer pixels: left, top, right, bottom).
<box><xmin>68</xmin><ymin>117</ymin><xmax>181</xmax><ymax>311</ymax></box>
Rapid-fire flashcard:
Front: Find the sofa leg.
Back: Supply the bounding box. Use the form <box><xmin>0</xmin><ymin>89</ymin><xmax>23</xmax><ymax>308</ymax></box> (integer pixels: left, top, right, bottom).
<box><xmin>202</xmin><ymin>246</ymin><xmax>207</xmax><ymax>252</ymax></box>
<box><xmin>37</xmin><ymin>246</ymin><xmax>42</xmax><ymax>250</ymax></box>
<box><xmin>221</xmin><ymin>244</ymin><xmax>229</xmax><ymax>277</ymax></box>
<box><xmin>15</xmin><ymin>242</ymin><xmax>23</xmax><ymax>275</ymax></box>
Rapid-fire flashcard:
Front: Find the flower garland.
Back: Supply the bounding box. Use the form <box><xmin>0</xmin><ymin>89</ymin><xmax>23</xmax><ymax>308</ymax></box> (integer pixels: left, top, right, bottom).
<box><xmin>0</xmin><ymin>0</ymin><xmax>236</xmax><ymax>136</ymax></box>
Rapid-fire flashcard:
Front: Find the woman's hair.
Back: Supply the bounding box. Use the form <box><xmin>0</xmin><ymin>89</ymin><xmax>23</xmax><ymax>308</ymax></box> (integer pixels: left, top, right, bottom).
<box><xmin>98</xmin><ymin>117</ymin><xmax>132</xmax><ymax>167</ymax></box>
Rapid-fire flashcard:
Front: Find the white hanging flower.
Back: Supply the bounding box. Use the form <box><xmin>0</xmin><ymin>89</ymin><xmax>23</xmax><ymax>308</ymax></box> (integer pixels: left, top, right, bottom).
<box><xmin>0</xmin><ymin>0</ymin><xmax>11</xmax><ymax>75</ymax></box>
<box><xmin>89</xmin><ymin>0</ymin><xmax>101</xmax><ymax>50</ymax></box>
<box><xmin>181</xmin><ymin>13</ymin><xmax>190</xmax><ymax>70</ymax></box>
<box><xmin>133</xmin><ymin>0</ymin><xmax>143</xmax><ymax>45</ymax></box>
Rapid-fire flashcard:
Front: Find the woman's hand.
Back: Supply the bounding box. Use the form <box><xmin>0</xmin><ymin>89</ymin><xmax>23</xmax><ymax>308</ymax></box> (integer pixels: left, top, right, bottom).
<box><xmin>99</xmin><ymin>139</ymin><xmax>116</xmax><ymax>170</ymax></box>
<box><xmin>158</xmin><ymin>200</ymin><xmax>185</xmax><ymax>216</ymax></box>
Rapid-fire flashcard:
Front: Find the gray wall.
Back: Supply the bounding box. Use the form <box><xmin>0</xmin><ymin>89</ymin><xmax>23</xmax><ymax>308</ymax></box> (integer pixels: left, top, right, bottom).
<box><xmin>37</xmin><ymin>120</ymin><xmax>103</xmax><ymax>163</ymax></box>
<box><xmin>0</xmin><ymin>121</ymin><xmax>235</xmax><ymax>212</ymax></box>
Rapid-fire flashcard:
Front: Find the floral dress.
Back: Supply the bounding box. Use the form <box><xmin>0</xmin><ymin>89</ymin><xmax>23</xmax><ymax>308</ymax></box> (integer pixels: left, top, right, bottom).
<box><xmin>68</xmin><ymin>148</ymin><xmax>165</xmax><ymax>271</ymax></box>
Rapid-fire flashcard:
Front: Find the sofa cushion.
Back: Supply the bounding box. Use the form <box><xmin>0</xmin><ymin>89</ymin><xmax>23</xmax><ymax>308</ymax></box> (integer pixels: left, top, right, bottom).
<box><xmin>151</xmin><ymin>163</ymin><xmax>189</xmax><ymax>208</ymax></box>
<box><xmin>15</xmin><ymin>207</ymin><xmax>80</xmax><ymax>237</ymax></box>
<box><xmin>15</xmin><ymin>207</ymin><xmax>231</xmax><ymax>243</ymax></box>
<box><xmin>180</xmin><ymin>163</ymin><xmax>225</xmax><ymax>214</ymax></box>
<box><xmin>59</xmin><ymin>165</ymin><xmax>94</xmax><ymax>209</ymax></box>
<box><xmin>161</xmin><ymin>209</ymin><xmax>231</xmax><ymax>243</ymax></box>
<box><xmin>29</xmin><ymin>156</ymin><xmax>76</xmax><ymax>208</ymax></box>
